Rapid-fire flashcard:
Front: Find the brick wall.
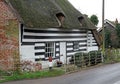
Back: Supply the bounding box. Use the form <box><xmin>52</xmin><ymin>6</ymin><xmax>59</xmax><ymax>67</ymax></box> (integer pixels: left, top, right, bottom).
<box><xmin>0</xmin><ymin>1</ymin><xmax>19</xmax><ymax>70</ymax></box>
<box><xmin>0</xmin><ymin>1</ymin><xmax>16</xmax><ymax>26</ymax></box>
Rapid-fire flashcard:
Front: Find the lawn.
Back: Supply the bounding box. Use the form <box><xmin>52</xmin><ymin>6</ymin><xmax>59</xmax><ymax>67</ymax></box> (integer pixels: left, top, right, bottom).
<box><xmin>0</xmin><ymin>69</ymin><xmax>65</xmax><ymax>83</ymax></box>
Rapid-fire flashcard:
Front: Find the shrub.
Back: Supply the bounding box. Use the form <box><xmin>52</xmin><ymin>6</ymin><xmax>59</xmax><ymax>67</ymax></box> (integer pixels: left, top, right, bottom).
<box><xmin>21</xmin><ymin>60</ymin><xmax>42</xmax><ymax>72</ymax></box>
<box><xmin>89</xmin><ymin>51</ymin><xmax>102</xmax><ymax>65</ymax></box>
<box><xmin>70</xmin><ymin>51</ymin><xmax>102</xmax><ymax>67</ymax></box>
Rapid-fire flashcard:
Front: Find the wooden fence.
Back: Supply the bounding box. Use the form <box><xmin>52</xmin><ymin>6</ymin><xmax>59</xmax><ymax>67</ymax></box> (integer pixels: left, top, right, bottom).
<box><xmin>65</xmin><ymin>49</ymin><xmax>120</xmax><ymax>72</ymax></box>
<box><xmin>0</xmin><ymin>49</ymin><xmax>120</xmax><ymax>75</ymax></box>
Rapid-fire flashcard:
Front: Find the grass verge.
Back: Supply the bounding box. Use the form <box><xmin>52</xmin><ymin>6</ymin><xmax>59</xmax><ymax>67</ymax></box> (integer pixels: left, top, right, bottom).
<box><xmin>0</xmin><ymin>69</ymin><xmax>65</xmax><ymax>83</ymax></box>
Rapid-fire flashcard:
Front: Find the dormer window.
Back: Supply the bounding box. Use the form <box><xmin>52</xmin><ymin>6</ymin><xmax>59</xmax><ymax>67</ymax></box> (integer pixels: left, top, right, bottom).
<box><xmin>78</xmin><ymin>16</ymin><xmax>84</xmax><ymax>27</ymax></box>
<box><xmin>56</xmin><ymin>13</ymin><xmax>65</xmax><ymax>27</ymax></box>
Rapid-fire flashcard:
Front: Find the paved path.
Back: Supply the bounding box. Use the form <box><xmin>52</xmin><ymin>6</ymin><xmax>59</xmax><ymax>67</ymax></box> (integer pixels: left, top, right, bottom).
<box><xmin>2</xmin><ymin>63</ymin><xmax>120</xmax><ymax>84</ymax></box>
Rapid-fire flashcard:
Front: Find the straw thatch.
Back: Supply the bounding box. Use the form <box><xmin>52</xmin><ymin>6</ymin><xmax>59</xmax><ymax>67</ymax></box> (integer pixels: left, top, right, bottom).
<box><xmin>8</xmin><ymin>0</ymin><xmax>96</xmax><ymax>29</ymax></box>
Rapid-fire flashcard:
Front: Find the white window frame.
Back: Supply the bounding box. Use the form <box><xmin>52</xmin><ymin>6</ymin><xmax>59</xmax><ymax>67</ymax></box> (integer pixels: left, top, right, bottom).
<box><xmin>45</xmin><ymin>42</ymin><xmax>55</xmax><ymax>58</ymax></box>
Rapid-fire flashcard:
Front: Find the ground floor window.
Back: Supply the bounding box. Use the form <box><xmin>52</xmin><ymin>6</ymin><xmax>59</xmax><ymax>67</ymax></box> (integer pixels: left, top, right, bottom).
<box><xmin>73</xmin><ymin>41</ymin><xmax>79</xmax><ymax>51</ymax></box>
<box><xmin>45</xmin><ymin>42</ymin><xmax>54</xmax><ymax>57</ymax></box>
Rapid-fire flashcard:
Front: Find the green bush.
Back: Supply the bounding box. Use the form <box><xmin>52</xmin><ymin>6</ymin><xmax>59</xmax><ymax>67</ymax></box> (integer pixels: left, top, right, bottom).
<box><xmin>104</xmin><ymin>49</ymin><xmax>120</xmax><ymax>63</ymax></box>
<box><xmin>89</xmin><ymin>51</ymin><xmax>102</xmax><ymax>65</ymax></box>
<box><xmin>70</xmin><ymin>51</ymin><xmax>102</xmax><ymax>67</ymax></box>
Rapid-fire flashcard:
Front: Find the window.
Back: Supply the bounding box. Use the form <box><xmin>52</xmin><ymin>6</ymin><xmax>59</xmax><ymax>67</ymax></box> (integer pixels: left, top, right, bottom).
<box><xmin>45</xmin><ymin>42</ymin><xmax>54</xmax><ymax>57</ymax></box>
<box><xmin>78</xmin><ymin>16</ymin><xmax>84</xmax><ymax>27</ymax></box>
<box><xmin>87</xmin><ymin>34</ymin><xmax>93</xmax><ymax>47</ymax></box>
<box><xmin>56</xmin><ymin>13</ymin><xmax>65</xmax><ymax>27</ymax></box>
<box><xmin>73</xmin><ymin>42</ymin><xmax>79</xmax><ymax>51</ymax></box>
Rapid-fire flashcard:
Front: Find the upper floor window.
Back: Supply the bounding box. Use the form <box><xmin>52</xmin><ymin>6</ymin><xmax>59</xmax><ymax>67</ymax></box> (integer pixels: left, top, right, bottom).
<box><xmin>78</xmin><ymin>16</ymin><xmax>84</xmax><ymax>27</ymax></box>
<box><xmin>56</xmin><ymin>13</ymin><xmax>65</xmax><ymax>27</ymax></box>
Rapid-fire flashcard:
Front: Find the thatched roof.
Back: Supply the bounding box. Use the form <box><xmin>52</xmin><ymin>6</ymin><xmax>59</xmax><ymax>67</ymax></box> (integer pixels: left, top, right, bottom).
<box><xmin>6</xmin><ymin>0</ymin><xmax>96</xmax><ymax>29</ymax></box>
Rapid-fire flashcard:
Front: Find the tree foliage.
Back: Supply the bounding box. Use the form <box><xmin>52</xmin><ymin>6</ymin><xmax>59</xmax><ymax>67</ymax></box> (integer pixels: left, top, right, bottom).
<box><xmin>105</xmin><ymin>30</ymin><xmax>111</xmax><ymax>48</ymax></box>
<box><xmin>116</xmin><ymin>23</ymin><xmax>120</xmax><ymax>38</ymax></box>
<box><xmin>90</xmin><ymin>15</ymin><xmax>99</xmax><ymax>26</ymax></box>
<box><xmin>116</xmin><ymin>23</ymin><xmax>120</xmax><ymax>47</ymax></box>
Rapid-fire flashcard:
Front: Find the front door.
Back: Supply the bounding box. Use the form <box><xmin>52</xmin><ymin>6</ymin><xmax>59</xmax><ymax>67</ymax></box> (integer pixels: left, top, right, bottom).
<box><xmin>60</xmin><ymin>42</ymin><xmax>66</xmax><ymax>64</ymax></box>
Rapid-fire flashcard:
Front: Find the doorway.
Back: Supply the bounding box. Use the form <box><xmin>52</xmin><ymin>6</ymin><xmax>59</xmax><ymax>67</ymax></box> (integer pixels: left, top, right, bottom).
<box><xmin>60</xmin><ymin>42</ymin><xmax>66</xmax><ymax>64</ymax></box>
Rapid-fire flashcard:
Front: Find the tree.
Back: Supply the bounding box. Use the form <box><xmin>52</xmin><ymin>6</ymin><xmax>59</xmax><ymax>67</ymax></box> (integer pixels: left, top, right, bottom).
<box><xmin>105</xmin><ymin>30</ymin><xmax>111</xmax><ymax>48</ymax></box>
<box><xmin>116</xmin><ymin>23</ymin><xmax>120</xmax><ymax>47</ymax></box>
<box><xmin>90</xmin><ymin>15</ymin><xmax>99</xmax><ymax>26</ymax></box>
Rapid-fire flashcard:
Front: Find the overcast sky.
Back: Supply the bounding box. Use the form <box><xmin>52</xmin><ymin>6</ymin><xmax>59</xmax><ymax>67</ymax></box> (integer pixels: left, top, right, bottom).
<box><xmin>68</xmin><ymin>0</ymin><xmax>120</xmax><ymax>27</ymax></box>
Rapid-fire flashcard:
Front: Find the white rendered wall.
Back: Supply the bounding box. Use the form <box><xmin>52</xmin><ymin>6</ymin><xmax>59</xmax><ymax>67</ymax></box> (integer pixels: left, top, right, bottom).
<box><xmin>87</xmin><ymin>46</ymin><xmax>99</xmax><ymax>52</ymax></box>
<box><xmin>20</xmin><ymin>45</ymin><xmax>35</xmax><ymax>62</ymax></box>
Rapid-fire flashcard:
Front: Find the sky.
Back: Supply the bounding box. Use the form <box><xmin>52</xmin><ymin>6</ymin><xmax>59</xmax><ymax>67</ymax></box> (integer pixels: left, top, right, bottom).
<box><xmin>68</xmin><ymin>0</ymin><xmax>120</xmax><ymax>27</ymax></box>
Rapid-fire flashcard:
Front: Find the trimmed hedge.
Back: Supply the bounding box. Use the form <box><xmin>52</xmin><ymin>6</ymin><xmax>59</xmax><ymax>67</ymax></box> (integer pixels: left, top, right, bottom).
<box><xmin>70</xmin><ymin>51</ymin><xmax>102</xmax><ymax>67</ymax></box>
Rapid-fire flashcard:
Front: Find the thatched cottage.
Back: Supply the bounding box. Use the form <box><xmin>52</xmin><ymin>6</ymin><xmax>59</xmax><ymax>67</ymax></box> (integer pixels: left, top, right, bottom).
<box><xmin>0</xmin><ymin>0</ymin><xmax>101</xmax><ymax>69</ymax></box>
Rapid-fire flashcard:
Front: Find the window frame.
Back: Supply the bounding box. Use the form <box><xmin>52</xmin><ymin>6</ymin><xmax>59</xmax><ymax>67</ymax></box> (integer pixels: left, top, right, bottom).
<box><xmin>45</xmin><ymin>42</ymin><xmax>55</xmax><ymax>58</ymax></box>
<box><xmin>73</xmin><ymin>41</ymin><xmax>79</xmax><ymax>51</ymax></box>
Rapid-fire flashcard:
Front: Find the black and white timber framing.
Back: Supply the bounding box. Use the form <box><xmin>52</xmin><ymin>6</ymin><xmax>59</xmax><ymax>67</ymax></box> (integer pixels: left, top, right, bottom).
<box><xmin>20</xmin><ymin>27</ymin><xmax>98</xmax><ymax>62</ymax></box>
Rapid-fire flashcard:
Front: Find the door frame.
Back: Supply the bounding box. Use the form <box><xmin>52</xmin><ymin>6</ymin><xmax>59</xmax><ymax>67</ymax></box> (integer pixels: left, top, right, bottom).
<box><xmin>60</xmin><ymin>42</ymin><xmax>66</xmax><ymax>64</ymax></box>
